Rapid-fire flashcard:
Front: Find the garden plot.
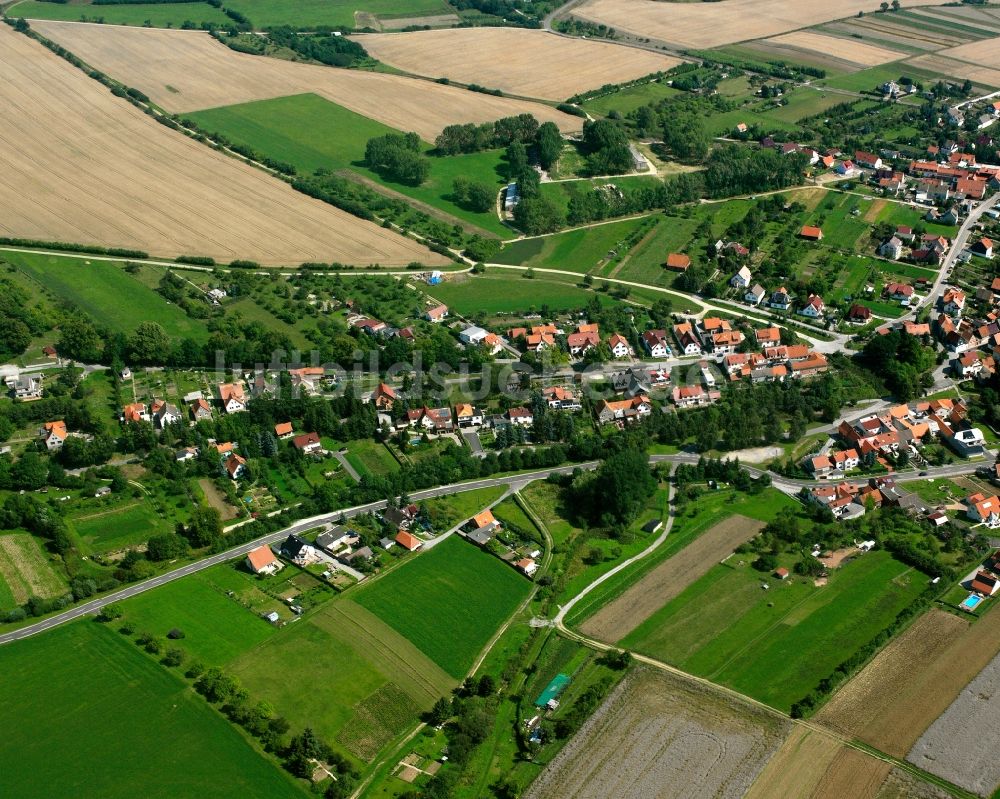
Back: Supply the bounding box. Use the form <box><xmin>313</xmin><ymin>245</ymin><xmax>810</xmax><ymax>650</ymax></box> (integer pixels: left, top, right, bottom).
<box><xmin>0</xmin><ymin>23</ymin><xmax>443</xmax><ymax>266</ymax></box>
<box><xmin>578</xmin><ymin>514</ymin><xmax>766</xmax><ymax>643</ymax></box>
<box><xmin>29</xmin><ymin>21</ymin><xmax>580</xmax><ymax>138</ymax></box>
<box><xmin>907</xmin><ymin>648</ymin><xmax>1000</xmax><ymax>797</ymax></box>
<box><xmin>354</xmin><ymin>28</ymin><xmax>679</xmax><ymax>101</ymax></box>
<box><xmin>0</xmin><ymin>533</ymin><xmax>65</xmax><ymax>604</ymax></box>
<box><xmin>525</xmin><ymin>667</ymin><xmax>787</xmax><ymax>799</ymax></box>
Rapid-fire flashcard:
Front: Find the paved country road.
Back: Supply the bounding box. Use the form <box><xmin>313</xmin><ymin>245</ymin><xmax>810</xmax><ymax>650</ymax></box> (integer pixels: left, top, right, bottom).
<box><xmin>0</xmin><ymin>449</ymin><xmax>985</xmax><ymax>646</ymax></box>
<box><xmin>0</xmin><ymin>462</ymin><xmax>599</xmax><ymax>646</ymax></box>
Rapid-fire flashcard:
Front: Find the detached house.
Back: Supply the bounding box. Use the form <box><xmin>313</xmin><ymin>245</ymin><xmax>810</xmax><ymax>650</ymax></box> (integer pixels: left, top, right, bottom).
<box><xmin>800</xmin><ymin>225</ymin><xmax>824</xmax><ymax>241</ymax></box>
<box><xmin>671</xmin><ymin>385</ymin><xmax>721</xmax><ymax>408</ymax></box>
<box><xmin>665</xmin><ymin>253</ymin><xmax>691</xmax><ymax>272</ymax></box>
<box><xmin>150</xmin><ymin>399</ymin><xmax>181</xmax><ymax>429</ymax></box>
<box><xmin>847</xmin><ymin>304</ymin><xmax>872</xmax><ymax>324</ymax></box>
<box><xmin>6</xmin><ymin>374</ymin><xmax>42</xmax><ymax>400</ymax></box>
<box><xmin>424</xmin><ymin>304</ymin><xmax>449</xmax><ymax>323</ymax></box>
<box><xmin>942</xmin><ymin>289</ymin><xmax>966</xmax><ymax>318</ymax></box>
<box><xmin>596</xmin><ymin>395</ymin><xmax>652</xmax><ymax>425</ymax></box>
<box><xmin>755</xmin><ymin>327</ymin><xmax>781</xmax><ymax>348</ymax></box>
<box><xmin>745</xmin><ymin>284</ymin><xmax>766</xmax><ymax>306</ymax></box>
<box><xmin>292</xmin><ymin>432</ymin><xmax>322</xmax><ymax>455</ymax></box>
<box><xmin>966</xmin><ymin>493</ymin><xmax>1000</xmax><ymax>527</ymax></box>
<box><xmin>567</xmin><ymin>330</ymin><xmax>600</xmax><ymax>357</ymax></box>
<box><xmin>673</xmin><ymin>323</ymin><xmax>702</xmax><ymax>356</ymax></box>
<box><xmin>224</xmin><ymin>452</ymin><xmax>247</xmax><ymax>480</ymax></box>
<box><xmin>372</xmin><ymin>382</ymin><xmax>398</xmax><ymax>410</ymax></box>
<box><xmin>218</xmin><ymin>382</ymin><xmax>247</xmax><ymax>414</ymax></box>
<box><xmin>455</xmin><ymin>403</ymin><xmax>485</xmax><ymax>427</ymax></box>
<box><xmin>190</xmin><ymin>397</ymin><xmax>213</xmax><ymax>422</ymax></box>
<box><xmin>972</xmin><ymin>238</ymin><xmax>994</xmax><ymax>259</ymax></box>
<box><xmin>730</xmin><ymin>266</ymin><xmax>753</xmax><ymax>289</ymax></box>
<box><xmin>770</xmin><ymin>287</ymin><xmax>792</xmax><ymax>310</ymax></box>
<box><xmin>799</xmin><ymin>294</ymin><xmax>825</xmax><ymax>319</ymax></box>
<box><xmin>642</xmin><ymin>329</ymin><xmax>670</xmax><ymax>358</ymax></box>
<box><xmin>121</xmin><ymin>402</ymin><xmax>149</xmax><ymax>424</ymax></box>
<box><xmin>542</xmin><ymin>386</ymin><xmax>581</xmax><ymax>411</ymax></box>
<box><xmin>508</xmin><ymin>406</ymin><xmax>534</xmax><ymax>427</ymax></box>
<box><xmin>407</xmin><ymin>406</ymin><xmax>454</xmax><ymax>432</ymax></box>
<box><xmin>40</xmin><ymin>420</ymin><xmax>67</xmax><ymax>451</ymax></box>
<box><xmin>608</xmin><ymin>333</ymin><xmax>633</xmax><ymax>359</ymax></box>
<box><xmin>275</xmin><ymin>422</ymin><xmax>294</xmax><ymax>439</ymax></box>
<box><xmin>879</xmin><ymin>237</ymin><xmax>904</xmax><ymax>260</ymax></box>
<box><xmin>883</xmin><ymin>283</ymin><xmax>915</xmax><ymax>304</ymax></box>
<box><xmin>245</xmin><ymin>545</ymin><xmax>282</xmax><ymax>576</ymax></box>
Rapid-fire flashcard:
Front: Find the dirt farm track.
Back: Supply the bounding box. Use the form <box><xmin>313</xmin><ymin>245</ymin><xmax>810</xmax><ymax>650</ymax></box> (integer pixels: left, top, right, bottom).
<box><xmin>28</xmin><ymin>21</ymin><xmax>581</xmax><ymax>140</ymax></box>
<box><xmin>0</xmin><ymin>24</ymin><xmax>445</xmax><ymax>266</ymax></box>
<box><xmin>353</xmin><ymin>28</ymin><xmax>680</xmax><ymax>102</ymax></box>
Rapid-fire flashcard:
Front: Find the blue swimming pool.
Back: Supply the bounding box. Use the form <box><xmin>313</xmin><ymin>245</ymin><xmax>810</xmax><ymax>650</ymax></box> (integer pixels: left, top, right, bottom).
<box><xmin>961</xmin><ymin>594</ymin><xmax>983</xmax><ymax>611</ymax></box>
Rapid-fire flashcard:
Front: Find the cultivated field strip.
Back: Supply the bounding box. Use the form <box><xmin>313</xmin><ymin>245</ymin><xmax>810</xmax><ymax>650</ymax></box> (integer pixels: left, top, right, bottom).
<box><xmin>908</xmin><ymin>647</ymin><xmax>1000</xmax><ymax>797</ymax></box>
<box><xmin>0</xmin><ymin>24</ymin><xmax>446</xmax><ymax>266</ymax></box>
<box><xmin>28</xmin><ymin>21</ymin><xmax>581</xmax><ymax>139</ymax></box>
<box><xmin>817</xmin><ymin>608</ymin><xmax>1000</xmax><ymax>759</ymax></box>
<box><xmin>579</xmin><ymin>514</ymin><xmax>766</xmax><ymax>643</ymax></box>
<box><xmin>568</xmin><ymin>0</ymin><xmax>940</xmax><ymax>50</ymax></box>
<box><xmin>904</xmin><ymin>53</ymin><xmax>1000</xmax><ymax>91</ymax></box>
<box><xmin>525</xmin><ymin>667</ymin><xmax>787</xmax><ymax>799</ymax></box>
<box><xmin>0</xmin><ymin>534</ymin><xmax>65</xmax><ymax>604</ymax></box>
<box><xmin>354</xmin><ymin>28</ymin><xmax>680</xmax><ymax>101</ymax></box>
<box><xmin>765</xmin><ymin>31</ymin><xmax>907</xmax><ymax>67</ymax></box>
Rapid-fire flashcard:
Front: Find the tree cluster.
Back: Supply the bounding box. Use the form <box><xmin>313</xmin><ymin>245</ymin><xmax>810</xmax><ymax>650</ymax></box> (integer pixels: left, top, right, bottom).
<box><xmin>364</xmin><ymin>132</ymin><xmax>429</xmax><ymax>185</ymax></box>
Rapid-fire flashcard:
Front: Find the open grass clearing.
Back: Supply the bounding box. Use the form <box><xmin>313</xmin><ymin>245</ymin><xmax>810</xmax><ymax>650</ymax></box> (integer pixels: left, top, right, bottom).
<box><xmin>494</xmin><ymin>217</ymin><xmax>648</xmax><ymax>272</ymax></box>
<box><xmin>355</xmin><ymin>28</ymin><xmax>679</xmax><ymax>102</ymax></box>
<box><xmin>582</xmin><ymin>80</ymin><xmax>681</xmax><ymax>117</ymax></box>
<box><xmin>624</xmin><ymin>550</ymin><xmax>928</xmax><ymax>712</ymax></box>
<box><xmin>354</xmin><ymin>535</ymin><xmax>531</xmax><ymax>678</ymax></box>
<box><xmin>343</xmin><ymin>439</ymin><xmax>399</xmax><ymax>478</ymax></box>
<box><xmin>31</xmin><ymin>22</ymin><xmax>580</xmax><ymax>140</ymax></box>
<box><xmin>0</xmin><ymin>622</ymin><xmax>305</xmax><ymax>799</ymax></box>
<box><xmin>525</xmin><ymin>666</ymin><xmax>787</xmax><ymax>799</ymax></box>
<box><xmin>0</xmin><ymin>24</ymin><xmax>441</xmax><ymax>266</ymax></box>
<box><xmin>0</xmin><ymin>532</ymin><xmax>66</xmax><ymax>605</ymax></box>
<box><xmin>424</xmin><ymin>272</ymin><xmax>615</xmax><ymax>316</ymax></box>
<box><xmin>70</xmin><ymin>501</ymin><xmax>172</xmax><ymax>553</ymax></box>
<box><xmin>228</xmin><ymin>0</ymin><xmax>452</xmax><ymax>30</ymax></box>
<box><xmin>188</xmin><ymin>93</ymin><xmax>511</xmax><ymax>236</ymax></box>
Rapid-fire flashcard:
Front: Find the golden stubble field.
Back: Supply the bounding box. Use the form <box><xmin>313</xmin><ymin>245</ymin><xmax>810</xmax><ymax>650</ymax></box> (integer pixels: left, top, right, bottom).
<box><xmin>0</xmin><ymin>24</ymin><xmax>446</xmax><ymax>266</ymax></box>
<box><xmin>29</xmin><ymin>20</ymin><xmax>581</xmax><ymax>139</ymax></box>
<box><xmin>354</xmin><ymin>28</ymin><xmax>680</xmax><ymax>101</ymax></box>
<box><xmin>569</xmin><ymin>0</ymin><xmax>938</xmax><ymax>50</ymax></box>
<box><xmin>816</xmin><ymin>607</ymin><xmax>1000</xmax><ymax>759</ymax></box>
<box><xmin>765</xmin><ymin>31</ymin><xmax>906</xmax><ymax>67</ymax></box>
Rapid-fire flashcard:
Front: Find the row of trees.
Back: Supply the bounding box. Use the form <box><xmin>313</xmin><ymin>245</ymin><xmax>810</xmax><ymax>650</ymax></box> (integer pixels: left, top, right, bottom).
<box><xmin>434</xmin><ymin>113</ymin><xmax>542</xmax><ymax>156</ymax></box>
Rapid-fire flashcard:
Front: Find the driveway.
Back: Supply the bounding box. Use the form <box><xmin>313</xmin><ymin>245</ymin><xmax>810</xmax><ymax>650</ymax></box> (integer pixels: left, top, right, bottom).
<box><xmin>463</xmin><ymin>428</ymin><xmax>485</xmax><ymax>457</ymax></box>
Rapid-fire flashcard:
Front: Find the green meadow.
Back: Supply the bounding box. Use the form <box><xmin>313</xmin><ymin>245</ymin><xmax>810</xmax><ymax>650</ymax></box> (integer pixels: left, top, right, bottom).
<box><xmin>623</xmin><ymin>550</ymin><xmax>927</xmax><ymax>711</ymax></box>
<box><xmin>355</xmin><ymin>535</ymin><xmax>532</xmax><ymax>678</ymax></box>
<box><xmin>0</xmin><ymin>622</ymin><xmax>304</xmax><ymax>799</ymax></box>
<box><xmin>8</xmin><ymin>0</ymin><xmax>230</xmax><ymax>26</ymax></box>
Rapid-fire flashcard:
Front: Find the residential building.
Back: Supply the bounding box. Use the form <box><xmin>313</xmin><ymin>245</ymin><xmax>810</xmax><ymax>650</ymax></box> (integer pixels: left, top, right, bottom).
<box><xmin>799</xmin><ymin>294</ymin><xmax>825</xmax><ymax>318</ymax></box>
<box><xmin>745</xmin><ymin>284</ymin><xmax>766</xmax><ymax>305</ymax></box>
<box><xmin>508</xmin><ymin>406</ymin><xmax>534</xmax><ymax>426</ymax></box>
<box><xmin>596</xmin><ymin>395</ymin><xmax>652</xmax><ymax>424</ymax></box>
<box><xmin>424</xmin><ymin>304</ymin><xmax>449</xmax><ymax>323</ymax></box>
<box><xmin>150</xmin><ymin>399</ymin><xmax>181</xmax><ymax>429</ymax></box>
<box><xmin>372</xmin><ymin>382</ymin><xmax>398</xmax><ymax>410</ymax></box>
<box><xmin>190</xmin><ymin>397</ymin><xmax>213</xmax><ymax>421</ymax></box>
<box><xmin>245</xmin><ymin>545</ymin><xmax>282</xmax><ymax>576</ymax></box>
<box><xmin>641</xmin><ymin>329</ymin><xmax>670</xmax><ymax>358</ymax></box>
<box><xmin>883</xmin><ymin>283</ymin><xmax>915</xmax><ymax>304</ymax></box>
<box><xmin>455</xmin><ymin>403</ymin><xmax>484</xmax><ymax>427</ymax></box>
<box><xmin>40</xmin><ymin>420</ymin><xmax>67</xmax><ymax>451</ymax></box>
<box><xmin>516</xmin><ymin>558</ymin><xmax>538</xmax><ymax>577</ymax></box>
<box><xmin>6</xmin><ymin>373</ymin><xmax>42</xmax><ymax>400</ymax></box>
<box><xmin>292</xmin><ymin>432</ymin><xmax>322</xmax><ymax>455</ymax></box>
<box><xmin>275</xmin><ymin>422</ymin><xmax>294</xmax><ymax>439</ymax></box>
<box><xmin>395</xmin><ymin>531</ymin><xmax>423</xmax><ymax>552</ymax></box>
<box><xmin>459</xmin><ymin>325</ymin><xmax>488</xmax><ymax>346</ymax></box>
<box><xmin>730</xmin><ymin>266</ymin><xmax>753</xmax><ymax>289</ymax></box>
<box><xmin>541</xmin><ymin>386</ymin><xmax>581</xmax><ymax>411</ymax></box>
<box><xmin>967</xmin><ymin>493</ymin><xmax>1000</xmax><ymax>527</ymax></box>
<box><xmin>770</xmin><ymin>287</ymin><xmax>792</xmax><ymax>310</ymax></box>
<box><xmin>672</xmin><ymin>323</ymin><xmax>702</xmax><ymax>356</ymax></box>
<box><xmin>942</xmin><ymin>289</ymin><xmax>966</xmax><ymax>318</ymax></box>
<box><xmin>121</xmin><ymin>402</ymin><xmax>149</xmax><ymax>424</ymax></box>
<box><xmin>800</xmin><ymin>226</ymin><xmax>824</xmax><ymax>241</ymax></box>
<box><xmin>879</xmin><ymin>236</ymin><xmax>904</xmax><ymax>260</ymax></box>
<box><xmin>217</xmin><ymin>382</ymin><xmax>247</xmax><ymax>414</ymax></box>
<box><xmin>223</xmin><ymin>452</ymin><xmax>247</xmax><ymax>480</ymax></box>
<box><xmin>973</xmin><ymin>237</ymin><xmax>994</xmax><ymax>259</ymax></box>
<box><xmin>279</xmin><ymin>534</ymin><xmax>317</xmax><ymax>565</ymax></box>
<box><xmin>671</xmin><ymin>385</ymin><xmax>721</xmax><ymax>408</ymax></box>
<box><xmin>608</xmin><ymin>333</ymin><xmax>633</xmax><ymax>359</ymax></box>
<box><xmin>847</xmin><ymin>304</ymin><xmax>872</xmax><ymax>323</ymax></box>
<box><xmin>406</xmin><ymin>406</ymin><xmax>454</xmax><ymax>432</ymax></box>
<box><xmin>665</xmin><ymin>253</ymin><xmax>691</xmax><ymax>272</ymax></box>
<box><xmin>755</xmin><ymin>327</ymin><xmax>781</xmax><ymax>348</ymax></box>
<box><xmin>567</xmin><ymin>330</ymin><xmax>600</xmax><ymax>357</ymax></box>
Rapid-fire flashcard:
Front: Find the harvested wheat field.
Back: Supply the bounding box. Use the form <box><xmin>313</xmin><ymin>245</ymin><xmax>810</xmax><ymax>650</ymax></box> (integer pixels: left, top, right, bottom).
<box><xmin>29</xmin><ymin>21</ymin><xmax>579</xmax><ymax>139</ymax></box>
<box><xmin>744</xmin><ymin>726</ymin><xmax>844</xmax><ymax>799</ymax></box>
<box><xmin>938</xmin><ymin>36</ymin><xmax>1000</xmax><ymax>74</ymax></box>
<box><xmin>525</xmin><ymin>667</ymin><xmax>787</xmax><ymax>799</ymax></box>
<box><xmin>569</xmin><ymin>0</ymin><xmax>938</xmax><ymax>50</ymax></box>
<box><xmin>354</xmin><ymin>28</ymin><xmax>679</xmax><ymax>101</ymax></box>
<box><xmin>765</xmin><ymin>31</ymin><xmax>906</xmax><ymax>67</ymax></box>
<box><xmin>908</xmin><ymin>645</ymin><xmax>1000</xmax><ymax>797</ymax></box>
<box><xmin>812</xmin><ymin>748</ymin><xmax>890</xmax><ymax>799</ymax></box>
<box><xmin>0</xmin><ymin>24</ymin><xmax>446</xmax><ymax>266</ymax></box>
<box><xmin>579</xmin><ymin>514</ymin><xmax>765</xmax><ymax>643</ymax></box>
<box><xmin>905</xmin><ymin>53</ymin><xmax>1000</xmax><ymax>90</ymax></box>
<box><xmin>817</xmin><ymin>607</ymin><xmax>1000</xmax><ymax>758</ymax></box>
<box><xmin>876</xmin><ymin>768</ymin><xmax>952</xmax><ymax>799</ymax></box>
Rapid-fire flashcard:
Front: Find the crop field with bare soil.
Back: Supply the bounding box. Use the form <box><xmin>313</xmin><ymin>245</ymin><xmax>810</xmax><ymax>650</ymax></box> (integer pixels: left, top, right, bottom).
<box><xmin>908</xmin><ymin>646</ymin><xmax>1000</xmax><ymax>797</ymax></box>
<box><xmin>764</xmin><ymin>31</ymin><xmax>906</xmax><ymax>67</ymax></box>
<box><xmin>568</xmin><ymin>0</ymin><xmax>939</xmax><ymax>51</ymax></box>
<box><xmin>29</xmin><ymin>21</ymin><xmax>580</xmax><ymax>140</ymax></box>
<box><xmin>817</xmin><ymin>607</ymin><xmax>1000</xmax><ymax>759</ymax></box>
<box><xmin>0</xmin><ymin>24</ymin><xmax>444</xmax><ymax>266</ymax></box>
<box><xmin>524</xmin><ymin>667</ymin><xmax>788</xmax><ymax>799</ymax></box>
<box><xmin>578</xmin><ymin>514</ymin><xmax>766</xmax><ymax>643</ymax></box>
<box><xmin>905</xmin><ymin>53</ymin><xmax>1000</xmax><ymax>91</ymax></box>
<box><xmin>748</xmin><ymin>725</ymin><xmax>893</xmax><ymax>799</ymax></box>
<box><xmin>354</xmin><ymin>28</ymin><xmax>679</xmax><ymax>101</ymax></box>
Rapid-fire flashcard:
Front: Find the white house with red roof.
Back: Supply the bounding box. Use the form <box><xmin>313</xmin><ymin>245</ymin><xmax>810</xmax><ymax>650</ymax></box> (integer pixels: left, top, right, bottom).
<box><xmin>608</xmin><ymin>334</ymin><xmax>633</xmax><ymax>359</ymax></box>
<box><xmin>641</xmin><ymin>329</ymin><xmax>670</xmax><ymax>358</ymax></box>
<box><xmin>217</xmin><ymin>382</ymin><xmax>247</xmax><ymax>414</ymax></box>
<box><xmin>424</xmin><ymin>304</ymin><xmax>449</xmax><ymax>323</ymax></box>
<box><xmin>799</xmin><ymin>294</ymin><xmax>825</xmax><ymax>319</ymax></box>
<box><xmin>245</xmin><ymin>545</ymin><xmax>282</xmax><ymax>576</ymax></box>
